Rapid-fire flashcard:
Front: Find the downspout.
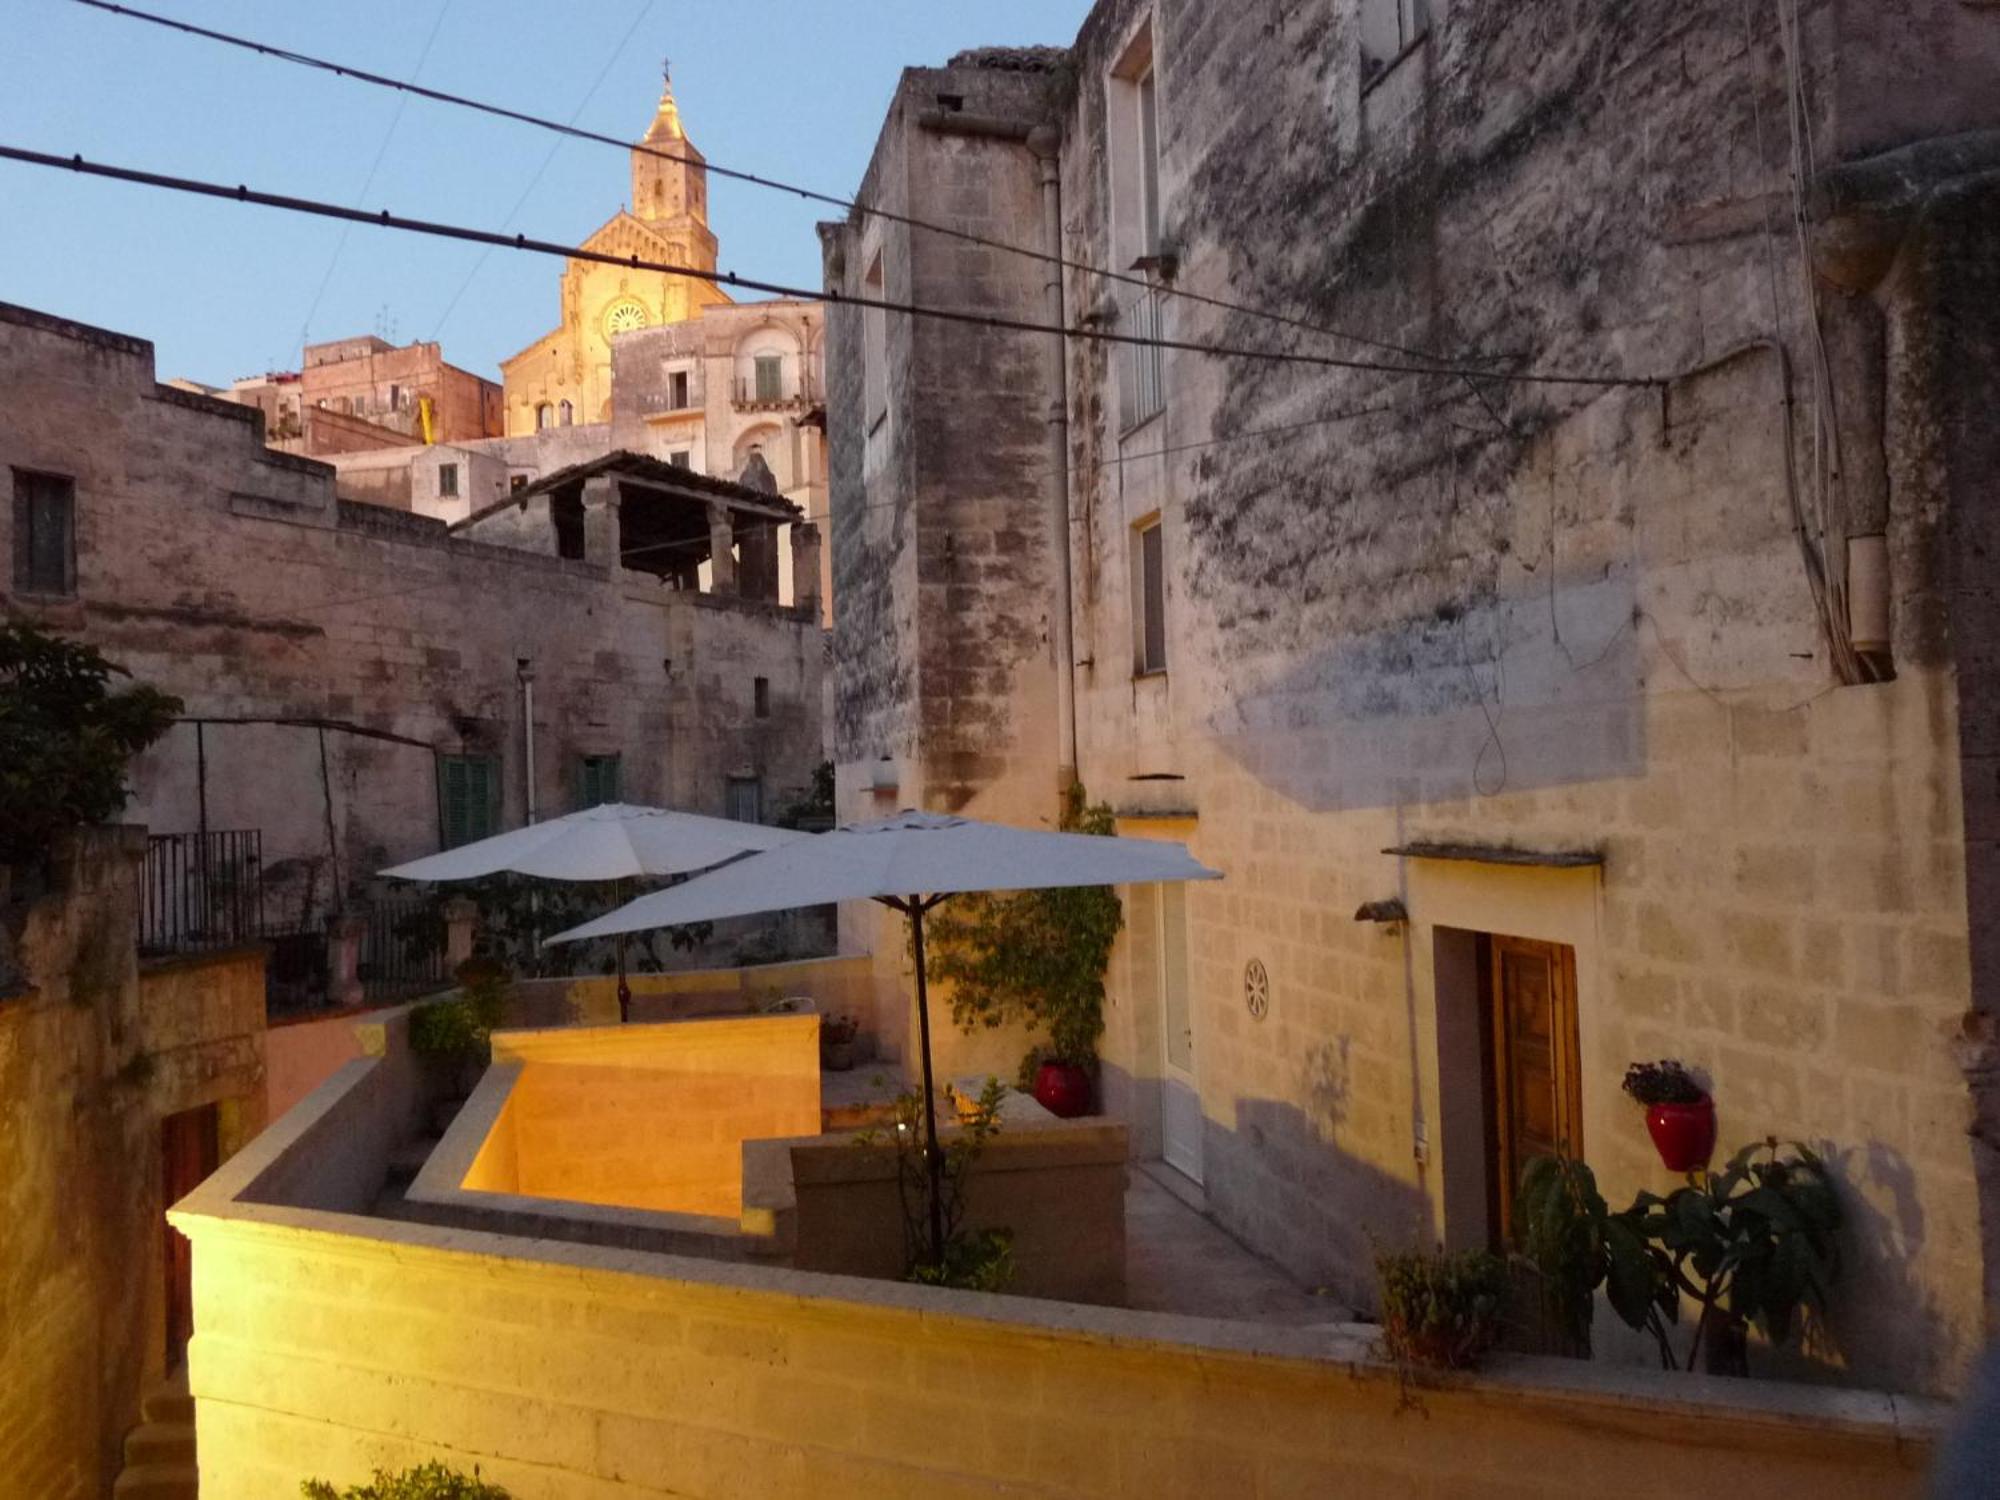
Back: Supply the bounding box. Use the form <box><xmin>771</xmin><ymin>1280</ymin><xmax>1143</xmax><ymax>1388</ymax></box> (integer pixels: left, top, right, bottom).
<box><xmin>1029</xmin><ymin>125</ymin><xmax>1079</xmax><ymax>800</ymax></box>
<box><xmin>517</xmin><ymin>657</ymin><xmax>538</xmax><ymax>825</ymax></box>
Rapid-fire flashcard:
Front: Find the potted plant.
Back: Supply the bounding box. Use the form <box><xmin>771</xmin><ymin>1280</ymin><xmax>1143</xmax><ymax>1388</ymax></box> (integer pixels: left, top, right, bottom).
<box><xmin>1623</xmin><ymin>1059</ymin><xmax>1716</xmax><ymax>1173</ymax></box>
<box><xmin>1374</xmin><ymin>1247</ymin><xmax>1508</xmax><ymax>1370</ymax></box>
<box><xmin>820</xmin><ymin>1012</ymin><xmax>860</xmax><ymax>1071</ymax></box>
<box><xmin>1031</xmin><ymin>1046</ymin><xmax>1093</xmax><ymax>1119</ymax></box>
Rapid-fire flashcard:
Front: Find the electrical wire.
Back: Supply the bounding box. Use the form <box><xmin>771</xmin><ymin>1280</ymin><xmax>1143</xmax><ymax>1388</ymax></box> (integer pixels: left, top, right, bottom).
<box><xmin>70</xmin><ymin>0</ymin><xmax>1595</xmax><ymax>379</ymax></box>
<box><xmin>427</xmin><ymin>0</ymin><xmax>656</xmax><ymax>342</ymax></box>
<box><xmin>0</xmin><ymin>142</ymin><xmax>1663</xmax><ymax>392</ymax></box>
<box><xmin>296</xmin><ymin>0</ymin><xmax>454</xmax><ymax>348</ymax></box>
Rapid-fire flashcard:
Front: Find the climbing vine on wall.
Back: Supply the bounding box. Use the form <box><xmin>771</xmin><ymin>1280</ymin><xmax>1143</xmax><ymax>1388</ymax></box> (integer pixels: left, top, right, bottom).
<box><xmin>923</xmin><ymin>786</ymin><xmax>1123</xmax><ymax>1071</ymax></box>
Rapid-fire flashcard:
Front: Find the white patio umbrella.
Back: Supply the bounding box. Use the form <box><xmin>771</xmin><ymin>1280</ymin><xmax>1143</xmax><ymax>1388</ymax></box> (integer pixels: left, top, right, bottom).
<box><xmin>379</xmin><ymin>804</ymin><xmax>804</xmax><ymax>1018</ymax></box>
<box><xmin>547</xmin><ymin>809</ymin><xmax>1221</xmax><ymax>1264</ymax></box>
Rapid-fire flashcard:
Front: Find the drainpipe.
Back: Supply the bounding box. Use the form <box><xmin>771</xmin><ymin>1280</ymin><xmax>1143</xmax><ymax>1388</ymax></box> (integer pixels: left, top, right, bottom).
<box><xmin>517</xmin><ymin>657</ymin><xmax>538</xmax><ymax>825</ymax></box>
<box><xmin>1029</xmin><ymin>125</ymin><xmax>1079</xmax><ymax>800</ymax></box>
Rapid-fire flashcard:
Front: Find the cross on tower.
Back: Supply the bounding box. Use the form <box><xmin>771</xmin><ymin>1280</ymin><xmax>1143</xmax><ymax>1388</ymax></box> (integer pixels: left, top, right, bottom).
<box><xmin>661</xmin><ymin>56</ymin><xmax>672</xmax><ymax>85</ymax></box>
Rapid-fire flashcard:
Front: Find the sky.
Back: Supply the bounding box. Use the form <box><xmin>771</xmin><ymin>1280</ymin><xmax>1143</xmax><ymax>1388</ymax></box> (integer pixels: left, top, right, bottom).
<box><xmin>1</xmin><ymin>0</ymin><xmax>1088</xmax><ymax>386</ymax></box>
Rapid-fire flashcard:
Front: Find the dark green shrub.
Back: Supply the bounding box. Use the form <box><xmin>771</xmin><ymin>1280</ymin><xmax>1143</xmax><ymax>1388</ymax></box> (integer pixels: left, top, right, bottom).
<box><xmin>925</xmin><ymin>787</ymin><xmax>1122</xmax><ymax>1072</ymax></box>
<box><xmin>301</xmin><ymin>1461</ymin><xmax>509</xmax><ymax>1499</ymax></box>
<box><xmin>1375</xmin><ymin>1248</ymin><xmax>1508</xmax><ymax>1370</ymax></box>
<box><xmin>857</xmin><ymin>1077</ymin><xmax>1015</xmax><ymax>1289</ymax></box>
<box><xmin>0</xmin><ymin>622</ymin><xmax>180</xmax><ymax>867</ymax></box>
<box><xmin>1513</xmin><ymin>1154</ymin><xmax>1672</xmax><ymax>1359</ymax></box>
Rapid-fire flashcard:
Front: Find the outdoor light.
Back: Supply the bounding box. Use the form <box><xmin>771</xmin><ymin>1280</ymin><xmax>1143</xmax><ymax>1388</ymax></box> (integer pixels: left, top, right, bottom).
<box><xmin>870</xmin><ymin>757</ymin><xmax>899</xmax><ymax>796</ymax></box>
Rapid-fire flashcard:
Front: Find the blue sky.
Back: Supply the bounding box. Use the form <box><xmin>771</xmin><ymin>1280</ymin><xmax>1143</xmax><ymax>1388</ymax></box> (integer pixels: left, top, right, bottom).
<box><xmin>1</xmin><ymin>1</ymin><xmax>1086</xmax><ymax>385</ymax></box>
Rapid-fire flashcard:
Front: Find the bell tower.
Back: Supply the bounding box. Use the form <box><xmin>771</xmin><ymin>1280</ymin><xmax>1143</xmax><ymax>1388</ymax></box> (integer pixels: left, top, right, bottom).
<box><xmin>632</xmin><ymin>60</ymin><xmax>710</xmax><ymax>235</ymax></box>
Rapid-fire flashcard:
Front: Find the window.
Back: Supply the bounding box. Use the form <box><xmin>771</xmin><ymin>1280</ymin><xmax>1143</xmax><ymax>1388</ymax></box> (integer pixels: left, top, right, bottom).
<box><xmin>558</xmin><ymin>399</ymin><xmax>574</xmax><ymax>427</ymax></box>
<box><xmin>437</xmin><ymin>755</ymin><xmax>500</xmax><ymax>848</ymax></box>
<box><xmin>1108</xmin><ymin>24</ymin><xmax>1163</xmax><ymax>270</ymax></box>
<box><xmin>575</xmin><ymin>754</ymin><xmax>621</xmax><ymax>809</ymax></box>
<box><xmin>1362</xmin><ymin>0</ymin><xmax>1431</xmax><ymax>80</ymax></box>
<box><xmin>753</xmin><ymin>676</ymin><xmax>771</xmax><ymax>718</ymax></box>
<box><xmin>1133</xmin><ymin>519</ymin><xmax>1167</xmax><ymax>675</ymax></box>
<box><xmin>726</xmin><ymin>775</ymin><xmax>763</xmax><ymax>824</ymax></box>
<box><xmin>754</xmin><ymin>354</ymin><xmax>784</xmax><ymax>403</ymax></box>
<box><xmin>509</xmin><ymin>473</ymin><xmax>529</xmax><ymax>493</ymax></box>
<box><xmin>669</xmin><ymin>450</ymin><xmax>692</xmax><ymax>469</ymax></box>
<box><xmin>437</xmin><ymin>463</ymin><xmax>459</xmax><ymax>498</ymax></box>
<box><xmin>535</xmin><ymin>403</ymin><xmax>554</xmax><ymax>431</ymax></box>
<box><xmin>668</xmin><ymin>370</ymin><xmax>691</xmax><ymax>409</ymax></box>
<box><xmin>389</xmin><ymin>383</ymin><xmax>403</xmax><ymax>410</ymax></box>
<box><xmin>863</xmin><ymin>251</ymin><xmax>888</xmax><ymax>432</ymax></box>
<box><xmin>11</xmin><ymin>469</ymin><xmax>76</xmax><ymax>597</ymax></box>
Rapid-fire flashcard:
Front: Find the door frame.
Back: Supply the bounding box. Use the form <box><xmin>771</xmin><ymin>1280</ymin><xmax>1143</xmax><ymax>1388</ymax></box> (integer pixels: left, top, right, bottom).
<box><xmin>1484</xmin><ymin>934</ymin><xmax>1582</xmax><ymax>1241</ymax></box>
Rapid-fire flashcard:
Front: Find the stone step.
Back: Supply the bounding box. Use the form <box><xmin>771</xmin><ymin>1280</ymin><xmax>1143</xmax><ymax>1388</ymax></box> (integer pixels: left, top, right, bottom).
<box><xmin>139</xmin><ymin>1381</ymin><xmax>193</xmax><ymax>1427</ymax></box>
<box><xmin>112</xmin><ymin>1461</ymin><xmax>198</xmax><ymax>1500</ymax></box>
<box><xmin>124</xmin><ymin>1422</ymin><xmax>196</xmax><ymax>1468</ymax></box>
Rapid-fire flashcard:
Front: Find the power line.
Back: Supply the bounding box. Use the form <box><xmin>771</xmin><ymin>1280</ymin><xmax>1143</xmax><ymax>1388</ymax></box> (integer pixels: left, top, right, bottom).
<box><xmin>0</xmin><ymin>143</ymin><xmax>1662</xmax><ymax>391</ymax></box>
<box><xmin>70</xmin><ymin>0</ymin><xmax>1565</xmax><ymax>377</ymax></box>
<box><xmin>427</xmin><ymin>0</ymin><xmax>656</xmax><ymax>342</ymax></box>
<box><xmin>297</xmin><ymin>0</ymin><xmax>454</xmax><ymax>348</ymax></box>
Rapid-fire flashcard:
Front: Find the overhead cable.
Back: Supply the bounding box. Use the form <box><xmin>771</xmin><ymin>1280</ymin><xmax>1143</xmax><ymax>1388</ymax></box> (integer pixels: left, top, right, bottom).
<box><xmin>70</xmin><ymin>0</ymin><xmax>1585</xmax><ymax>376</ymax></box>
<box><xmin>0</xmin><ymin>144</ymin><xmax>1663</xmax><ymax>391</ymax></box>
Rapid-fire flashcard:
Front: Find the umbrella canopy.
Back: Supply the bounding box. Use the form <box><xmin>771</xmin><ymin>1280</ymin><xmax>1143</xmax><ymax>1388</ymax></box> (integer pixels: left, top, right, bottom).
<box><xmin>547</xmin><ymin>809</ymin><xmax>1220</xmax><ymax>1270</ymax></box>
<box><xmin>547</xmin><ymin>809</ymin><xmax>1219</xmax><ymax>942</ymax></box>
<box><xmin>379</xmin><ymin>803</ymin><xmax>803</xmax><ymax>884</ymax></box>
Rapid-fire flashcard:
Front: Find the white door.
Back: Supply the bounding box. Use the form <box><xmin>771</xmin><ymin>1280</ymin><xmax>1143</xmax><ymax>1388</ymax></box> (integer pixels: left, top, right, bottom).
<box><xmin>1157</xmin><ymin>883</ymin><xmax>1202</xmax><ymax>1184</ymax></box>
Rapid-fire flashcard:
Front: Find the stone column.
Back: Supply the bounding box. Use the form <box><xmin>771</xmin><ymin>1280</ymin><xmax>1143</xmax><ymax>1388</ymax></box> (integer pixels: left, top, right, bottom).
<box><xmin>790</xmin><ymin>522</ymin><xmax>823</xmax><ymax>618</ymax></box>
<box><xmin>444</xmin><ymin>897</ymin><xmax>479</xmax><ymax>970</ymax></box>
<box><xmin>707</xmin><ymin>502</ymin><xmax>737</xmax><ymax>594</ymax></box>
<box><xmin>326</xmin><ymin>912</ymin><xmax>366</xmax><ymax>1010</ymax></box>
<box><xmin>582</xmin><ymin>475</ymin><xmax>618</xmax><ymax>567</ymax></box>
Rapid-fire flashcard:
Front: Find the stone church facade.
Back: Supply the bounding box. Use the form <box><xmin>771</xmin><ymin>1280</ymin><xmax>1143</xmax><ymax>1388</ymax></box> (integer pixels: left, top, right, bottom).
<box><xmin>499</xmin><ymin>71</ymin><xmax>734</xmax><ymax>435</ymax></box>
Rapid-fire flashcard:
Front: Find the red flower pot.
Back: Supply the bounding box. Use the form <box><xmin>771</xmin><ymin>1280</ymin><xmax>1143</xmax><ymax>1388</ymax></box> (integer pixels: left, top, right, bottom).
<box><xmin>1033</xmin><ymin>1060</ymin><xmax>1093</xmax><ymax>1118</ymax></box>
<box><xmin>1646</xmin><ymin>1096</ymin><xmax>1717</xmax><ymax>1173</ymax></box>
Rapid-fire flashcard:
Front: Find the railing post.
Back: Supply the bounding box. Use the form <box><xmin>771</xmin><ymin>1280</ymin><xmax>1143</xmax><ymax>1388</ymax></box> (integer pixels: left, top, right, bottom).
<box><xmin>444</xmin><ymin>897</ymin><xmax>478</xmax><ymax>971</ymax></box>
<box><xmin>326</xmin><ymin>911</ymin><xmax>367</xmax><ymax>1009</ymax></box>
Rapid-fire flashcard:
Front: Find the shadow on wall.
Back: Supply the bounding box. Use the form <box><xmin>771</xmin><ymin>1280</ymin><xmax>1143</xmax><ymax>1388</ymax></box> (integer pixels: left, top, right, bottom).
<box><xmin>1206</xmin><ymin>575</ymin><xmax>1644</xmax><ymax>813</ymax></box>
<box><xmin>1201</xmin><ymin>1092</ymin><xmax>1433</xmax><ymax>1311</ymax></box>
<box><xmin>1820</xmin><ymin>1140</ymin><xmax>1959</xmax><ymax>1393</ymax></box>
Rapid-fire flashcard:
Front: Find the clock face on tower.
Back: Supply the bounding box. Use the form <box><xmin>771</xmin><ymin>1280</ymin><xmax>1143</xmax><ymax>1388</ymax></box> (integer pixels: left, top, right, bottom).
<box><xmin>603</xmin><ymin>299</ymin><xmax>649</xmax><ymax>336</ymax></box>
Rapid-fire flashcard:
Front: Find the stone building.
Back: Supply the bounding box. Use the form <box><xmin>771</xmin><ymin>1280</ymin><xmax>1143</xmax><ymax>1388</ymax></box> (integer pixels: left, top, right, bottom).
<box><xmin>296</xmin><ymin>334</ymin><xmax>505</xmax><ymax>449</ymax></box>
<box><xmin>500</xmin><ymin>69</ymin><xmax>732</xmax><ymax>435</ymax></box>
<box><xmin>0</xmin><ymin>300</ymin><xmax>823</xmax><ymax>936</ymax></box>
<box><xmin>0</xmin><ymin>830</ymin><xmax>267</xmax><ymax>1500</ymax></box>
<box><xmin>822</xmin><ymin>3</ymin><xmax>2000</xmax><ymax>1395</ymax></box>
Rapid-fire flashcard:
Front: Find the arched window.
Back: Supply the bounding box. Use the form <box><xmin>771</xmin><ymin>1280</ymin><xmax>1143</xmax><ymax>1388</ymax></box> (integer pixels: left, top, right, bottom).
<box><xmin>559</xmin><ymin>400</ymin><xmax>574</xmax><ymax>427</ymax></box>
<box><xmin>535</xmin><ymin>403</ymin><xmax>553</xmax><ymax>431</ymax></box>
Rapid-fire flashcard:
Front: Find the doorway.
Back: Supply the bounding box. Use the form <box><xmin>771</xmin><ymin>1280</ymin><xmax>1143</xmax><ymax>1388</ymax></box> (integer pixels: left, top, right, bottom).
<box><xmin>161</xmin><ymin>1103</ymin><xmax>220</xmax><ymax>1370</ymax></box>
<box><xmin>1484</xmin><ymin>934</ymin><xmax>1582</xmax><ymax>1242</ymax></box>
<box><xmin>1156</xmin><ymin>884</ymin><xmax>1202</xmax><ymax>1184</ymax></box>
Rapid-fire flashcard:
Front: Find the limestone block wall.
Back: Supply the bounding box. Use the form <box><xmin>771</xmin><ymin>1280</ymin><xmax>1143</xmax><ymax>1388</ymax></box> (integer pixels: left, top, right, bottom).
<box><xmin>470</xmin><ymin>1016</ymin><xmax>822</xmax><ymax>1217</ymax></box>
<box><xmin>0</xmin><ymin>830</ymin><xmax>266</xmax><ymax>1500</ymax></box>
<box><xmin>0</xmin><ymin>303</ymin><xmax>818</xmax><ymax>937</ymax></box>
<box><xmin>172</xmin><ymin>1066</ymin><xmax>1942</xmax><ymax>1500</ymax></box>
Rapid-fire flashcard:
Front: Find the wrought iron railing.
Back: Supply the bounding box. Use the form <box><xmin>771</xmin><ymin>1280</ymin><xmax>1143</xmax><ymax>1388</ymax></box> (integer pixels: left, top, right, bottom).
<box><xmin>139</xmin><ymin>830</ymin><xmax>265</xmax><ymax>955</ymax></box>
<box><xmin>356</xmin><ymin>896</ymin><xmax>449</xmax><ymax>1003</ymax></box>
<box><xmin>1120</xmin><ymin>286</ymin><xmax>1167</xmax><ymax>433</ymax></box>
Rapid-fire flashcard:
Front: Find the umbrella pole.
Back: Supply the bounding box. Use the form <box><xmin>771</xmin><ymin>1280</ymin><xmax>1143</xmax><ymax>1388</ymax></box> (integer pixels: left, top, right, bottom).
<box><xmin>907</xmin><ymin>899</ymin><xmax>947</xmax><ymax>1269</ymax></box>
<box><xmin>616</xmin><ymin>933</ymin><xmax>631</xmax><ymax>1024</ymax></box>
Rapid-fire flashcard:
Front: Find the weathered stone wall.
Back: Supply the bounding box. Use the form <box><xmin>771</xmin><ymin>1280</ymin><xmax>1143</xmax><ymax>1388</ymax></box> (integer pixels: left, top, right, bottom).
<box><xmin>823</xmin><ymin>1</ymin><xmax>1999</xmax><ymax>1392</ymax></box>
<box><xmin>0</xmin><ymin>830</ymin><xmax>265</xmax><ymax>1499</ymax></box>
<box><xmin>0</xmin><ymin>304</ymin><xmax>822</xmax><ymax>919</ymax></box>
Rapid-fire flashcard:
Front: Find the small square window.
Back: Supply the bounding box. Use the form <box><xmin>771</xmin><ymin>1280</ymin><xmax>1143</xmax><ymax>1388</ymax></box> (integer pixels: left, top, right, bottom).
<box><xmin>669</xmin><ymin>450</ymin><xmax>692</xmax><ymax>469</ymax></box>
<box><xmin>754</xmin><ymin>676</ymin><xmax>771</xmax><ymax>718</ymax></box>
<box><xmin>575</xmin><ymin>754</ymin><xmax>621</xmax><ymax>809</ymax></box>
<box><xmin>438</xmin><ymin>463</ymin><xmax>459</xmax><ymax>498</ymax></box>
<box><xmin>11</xmin><ymin>469</ymin><xmax>76</xmax><ymax>597</ymax></box>
<box><xmin>509</xmin><ymin>473</ymin><xmax>529</xmax><ymax>493</ymax></box>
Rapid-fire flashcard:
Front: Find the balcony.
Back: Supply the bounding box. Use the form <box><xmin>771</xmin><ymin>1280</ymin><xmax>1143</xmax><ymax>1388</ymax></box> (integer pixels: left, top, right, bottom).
<box><xmin>732</xmin><ymin>359</ymin><xmax>822</xmax><ymax>414</ymax></box>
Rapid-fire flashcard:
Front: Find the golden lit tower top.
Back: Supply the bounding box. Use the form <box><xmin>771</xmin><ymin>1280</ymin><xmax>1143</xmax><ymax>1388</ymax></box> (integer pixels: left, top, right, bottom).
<box><xmin>633</xmin><ymin>58</ymin><xmax>707</xmax><ymax>228</ymax></box>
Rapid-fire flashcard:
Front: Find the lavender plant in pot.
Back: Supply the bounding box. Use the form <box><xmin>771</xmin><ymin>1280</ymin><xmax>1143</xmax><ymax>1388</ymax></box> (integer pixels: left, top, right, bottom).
<box><xmin>1623</xmin><ymin>1059</ymin><xmax>1716</xmax><ymax>1174</ymax></box>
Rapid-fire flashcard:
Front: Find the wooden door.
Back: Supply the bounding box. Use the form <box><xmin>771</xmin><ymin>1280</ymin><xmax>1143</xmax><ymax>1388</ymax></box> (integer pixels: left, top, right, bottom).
<box><xmin>1156</xmin><ymin>884</ymin><xmax>1201</xmax><ymax>1184</ymax></box>
<box><xmin>1487</xmin><ymin>937</ymin><xmax>1581</xmax><ymax>1242</ymax></box>
<box><xmin>161</xmin><ymin>1104</ymin><xmax>220</xmax><ymax>1370</ymax></box>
